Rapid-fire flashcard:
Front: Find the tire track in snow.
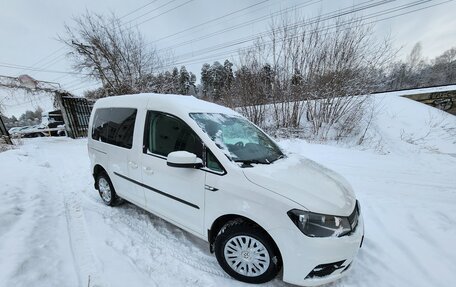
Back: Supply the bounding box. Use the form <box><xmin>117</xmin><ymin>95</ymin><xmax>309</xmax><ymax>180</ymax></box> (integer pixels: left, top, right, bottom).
<box><xmin>63</xmin><ymin>188</ymin><xmax>105</xmax><ymax>287</ymax></box>
<box><xmin>85</xmin><ymin>198</ymin><xmax>231</xmax><ymax>279</ymax></box>
<box><xmin>1</xmin><ymin>147</ymin><xmax>76</xmax><ymax>287</ymax></box>
<box><xmin>38</xmin><ymin>139</ymin><xmax>107</xmax><ymax>287</ymax></box>
<box><xmin>82</xmin><ymin>194</ymin><xmax>289</xmax><ymax>286</ymax></box>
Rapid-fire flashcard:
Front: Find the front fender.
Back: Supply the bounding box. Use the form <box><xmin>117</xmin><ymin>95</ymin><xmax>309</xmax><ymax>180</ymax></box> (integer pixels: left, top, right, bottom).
<box><xmin>204</xmin><ymin>171</ymin><xmax>300</xmax><ymax>241</ymax></box>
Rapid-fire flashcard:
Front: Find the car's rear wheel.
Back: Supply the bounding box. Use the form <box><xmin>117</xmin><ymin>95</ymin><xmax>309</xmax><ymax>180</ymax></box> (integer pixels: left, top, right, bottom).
<box><xmin>96</xmin><ymin>172</ymin><xmax>120</xmax><ymax>206</ymax></box>
<box><xmin>214</xmin><ymin>220</ymin><xmax>282</xmax><ymax>284</ymax></box>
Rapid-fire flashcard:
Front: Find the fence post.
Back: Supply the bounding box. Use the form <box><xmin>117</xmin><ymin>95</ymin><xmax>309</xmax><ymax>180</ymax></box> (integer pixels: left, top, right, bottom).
<box><xmin>0</xmin><ymin>113</ymin><xmax>12</xmax><ymax>145</ymax></box>
<box><xmin>55</xmin><ymin>91</ymin><xmax>75</xmax><ymax>139</ymax></box>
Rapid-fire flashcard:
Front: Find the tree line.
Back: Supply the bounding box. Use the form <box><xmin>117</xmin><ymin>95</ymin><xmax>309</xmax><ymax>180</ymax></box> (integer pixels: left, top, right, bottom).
<box><xmin>1</xmin><ymin>106</ymin><xmax>43</xmax><ymax>129</ymax></box>
<box><xmin>58</xmin><ymin>12</ymin><xmax>455</xmax><ymax>141</ymax></box>
<box><xmin>383</xmin><ymin>43</ymin><xmax>456</xmax><ymax>91</ymax></box>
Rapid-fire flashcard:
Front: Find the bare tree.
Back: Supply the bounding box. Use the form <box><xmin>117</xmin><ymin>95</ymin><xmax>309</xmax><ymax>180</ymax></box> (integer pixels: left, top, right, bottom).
<box><xmin>407</xmin><ymin>42</ymin><xmax>424</xmax><ymax>72</ymax></box>
<box><xmin>60</xmin><ymin>11</ymin><xmax>172</xmax><ymax>97</ymax></box>
<box><xmin>229</xmin><ymin>14</ymin><xmax>394</xmax><ymax>140</ymax></box>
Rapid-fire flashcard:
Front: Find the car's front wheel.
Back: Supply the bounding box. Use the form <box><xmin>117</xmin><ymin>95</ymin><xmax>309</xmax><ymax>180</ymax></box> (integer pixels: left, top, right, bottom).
<box><xmin>214</xmin><ymin>220</ymin><xmax>282</xmax><ymax>284</ymax></box>
<box><xmin>96</xmin><ymin>172</ymin><xmax>120</xmax><ymax>206</ymax></box>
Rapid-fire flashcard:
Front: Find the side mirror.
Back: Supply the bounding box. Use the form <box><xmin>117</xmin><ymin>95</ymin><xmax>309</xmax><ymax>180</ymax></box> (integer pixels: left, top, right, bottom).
<box><xmin>167</xmin><ymin>151</ymin><xmax>203</xmax><ymax>168</ymax></box>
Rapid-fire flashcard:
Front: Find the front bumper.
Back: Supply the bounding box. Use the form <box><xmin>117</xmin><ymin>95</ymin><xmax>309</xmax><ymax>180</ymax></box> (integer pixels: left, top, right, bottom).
<box><xmin>268</xmin><ymin>213</ymin><xmax>364</xmax><ymax>286</ymax></box>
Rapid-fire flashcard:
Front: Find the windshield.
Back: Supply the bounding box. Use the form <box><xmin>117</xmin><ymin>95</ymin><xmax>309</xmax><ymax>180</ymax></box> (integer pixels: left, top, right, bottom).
<box><xmin>190</xmin><ymin>113</ymin><xmax>284</xmax><ymax>165</ymax></box>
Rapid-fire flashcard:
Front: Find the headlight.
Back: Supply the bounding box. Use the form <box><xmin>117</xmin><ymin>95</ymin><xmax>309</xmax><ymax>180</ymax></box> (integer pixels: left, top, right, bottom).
<box><xmin>287</xmin><ymin>209</ymin><xmax>352</xmax><ymax>238</ymax></box>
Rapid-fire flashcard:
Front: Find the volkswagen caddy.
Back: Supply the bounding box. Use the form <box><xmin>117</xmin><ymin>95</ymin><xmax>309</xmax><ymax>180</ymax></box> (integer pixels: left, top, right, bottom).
<box><xmin>88</xmin><ymin>93</ymin><xmax>364</xmax><ymax>286</ymax></box>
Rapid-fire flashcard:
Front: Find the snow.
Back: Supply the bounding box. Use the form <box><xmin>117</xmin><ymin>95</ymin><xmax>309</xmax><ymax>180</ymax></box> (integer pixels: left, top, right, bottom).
<box><xmin>365</xmin><ymin>94</ymin><xmax>456</xmax><ymax>155</ymax></box>
<box><xmin>1</xmin><ymin>96</ymin><xmax>456</xmax><ymax>287</ymax></box>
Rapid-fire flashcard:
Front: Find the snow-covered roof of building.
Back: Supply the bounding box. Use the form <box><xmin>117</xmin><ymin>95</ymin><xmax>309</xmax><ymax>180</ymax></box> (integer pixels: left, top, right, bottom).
<box><xmin>372</xmin><ymin>84</ymin><xmax>456</xmax><ymax>97</ymax></box>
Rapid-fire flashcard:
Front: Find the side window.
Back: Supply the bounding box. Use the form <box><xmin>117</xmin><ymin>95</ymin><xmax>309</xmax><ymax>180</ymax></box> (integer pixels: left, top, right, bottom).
<box><xmin>92</xmin><ymin>108</ymin><xmax>137</xmax><ymax>149</ymax></box>
<box><xmin>145</xmin><ymin>112</ymin><xmax>203</xmax><ymax>158</ymax></box>
<box><xmin>206</xmin><ymin>150</ymin><xmax>224</xmax><ymax>173</ymax></box>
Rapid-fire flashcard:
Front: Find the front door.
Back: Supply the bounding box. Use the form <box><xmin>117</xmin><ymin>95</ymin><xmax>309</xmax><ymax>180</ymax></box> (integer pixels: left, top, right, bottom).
<box><xmin>140</xmin><ymin>111</ymin><xmax>205</xmax><ymax>235</ymax></box>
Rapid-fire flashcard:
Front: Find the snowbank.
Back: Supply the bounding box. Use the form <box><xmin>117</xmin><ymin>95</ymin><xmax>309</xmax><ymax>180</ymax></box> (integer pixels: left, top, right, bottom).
<box><xmin>365</xmin><ymin>94</ymin><xmax>456</xmax><ymax>155</ymax></box>
<box><xmin>0</xmin><ymin>96</ymin><xmax>455</xmax><ymax>287</ymax></box>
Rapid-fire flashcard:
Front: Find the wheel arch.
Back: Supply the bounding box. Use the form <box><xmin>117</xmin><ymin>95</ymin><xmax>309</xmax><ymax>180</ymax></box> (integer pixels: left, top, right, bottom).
<box><xmin>208</xmin><ymin>214</ymin><xmax>282</xmax><ymax>262</ymax></box>
<box><xmin>93</xmin><ymin>164</ymin><xmax>107</xmax><ymax>189</ymax></box>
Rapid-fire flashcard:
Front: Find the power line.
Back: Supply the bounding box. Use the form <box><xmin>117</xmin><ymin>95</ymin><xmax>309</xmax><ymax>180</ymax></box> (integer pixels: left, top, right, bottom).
<box><xmin>71</xmin><ymin>82</ymin><xmax>100</xmax><ymax>92</ymax></box>
<box><xmin>16</xmin><ymin>46</ymin><xmax>66</xmax><ymax>74</ymax></box>
<box><xmin>175</xmin><ymin>0</ymin><xmax>432</xmax><ymax>63</ymax></box>
<box><xmin>133</xmin><ymin>0</ymin><xmax>194</xmax><ymax>27</ymax></box>
<box><xmin>65</xmin><ymin>0</ymin><xmax>388</xmax><ymax>93</ymax></box>
<box><xmin>154</xmin><ymin>0</ymin><xmax>322</xmax><ymax>52</ymax></box>
<box><xmin>120</xmin><ymin>0</ymin><xmax>161</xmax><ymax>20</ymax></box>
<box><xmin>8</xmin><ymin>0</ymin><xmax>257</xmax><ymax>77</ymax></box>
<box><xmin>16</xmin><ymin>0</ymin><xmax>451</xmax><ymax>95</ymax></box>
<box><xmin>51</xmin><ymin>73</ymin><xmax>71</xmax><ymax>82</ymax></box>
<box><xmin>31</xmin><ymin>0</ymin><xmax>193</xmax><ymax>74</ymax></box>
<box><xmin>163</xmin><ymin>0</ymin><xmax>447</xmax><ymax>69</ymax></box>
<box><xmin>32</xmin><ymin>52</ymin><xmax>68</xmax><ymax>76</ymax></box>
<box><xmin>157</xmin><ymin>0</ymin><xmax>364</xmax><ymax>53</ymax></box>
<box><xmin>165</xmin><ymin>0</ymin><xmax>396</xmax><ymax>63</ymax></box>
<box><xmin>28</xmin><ymin>47</ymin><xmax>65</xmax><ymax>68</ymax></box>
<box><xmin>150</xmin><ymin>0</ymin><xmax>271</xmax><ymax>43</ymax></box>
<box><xmin>0</xmin><ymin>62</ymin><xmax>89</xmax><ymax>76</ymax></box>
<box><xmin>122</xmin><ymin>0</ymin><xmax>181</xmax><ymax>26</ymax></box>
<box><xmin>12</xmin><ymin>1</ymin><xmax>165</xmax><ymax>74</ymax></box>
<box><xmin>55</xmin><ymin>1</ymin><xmax>404</xmax><ymax>92</ymax></box>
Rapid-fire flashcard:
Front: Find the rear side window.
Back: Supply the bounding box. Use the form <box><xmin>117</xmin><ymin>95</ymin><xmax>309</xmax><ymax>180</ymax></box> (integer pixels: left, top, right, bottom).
<box><xmin>92</xmin><ymin>108</ymin><xmax>137</xmax><ymax>149</ymax></box>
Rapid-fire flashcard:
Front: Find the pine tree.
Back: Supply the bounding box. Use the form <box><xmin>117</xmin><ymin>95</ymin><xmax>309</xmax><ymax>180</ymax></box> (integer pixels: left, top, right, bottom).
<box><xmin>210</xmin><ymin>61</ymin><xmax>225</xmax><ymax>100</ymax></box>
<box><xmin>223</xmin><ymin>59</ymin><xmax>234</xmax><ymax>91</ymax></box>
<box><xmin>189</xmin><ymin>72</ymin><xmax>197</xmax><ymax>96</ymax></box>
<box><xmin>201</xmin><ymin>63</ymin><xmax>212</xmax><ymax>98</ymax></box>
<box><xmin>179</xmin><ymin>66</ymin><xmax>190</xmax><ymax>95</ymax></box>
<box><xmin>172</xmin><ymin>67</ymin><xmax>179</xmax><ymax>93</ymax></box>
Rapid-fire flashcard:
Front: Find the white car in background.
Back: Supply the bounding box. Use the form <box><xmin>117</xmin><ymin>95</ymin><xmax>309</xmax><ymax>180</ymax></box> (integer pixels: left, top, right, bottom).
<box><xmin>87</xmin><ymin>94</ymin><xmax>364</xmax><ymax>286</ymax></box>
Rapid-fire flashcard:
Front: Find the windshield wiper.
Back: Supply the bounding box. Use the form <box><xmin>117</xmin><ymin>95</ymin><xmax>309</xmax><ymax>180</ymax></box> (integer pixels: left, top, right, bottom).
<box><xmin>235</xmin><ymin>159</ymin><xmax>270</xmax><ymax>167</ymax></box>
<box><xmin>270</xmin><ymin>154</ymin><xmax>286</xmax><ymax>163</ymax></box>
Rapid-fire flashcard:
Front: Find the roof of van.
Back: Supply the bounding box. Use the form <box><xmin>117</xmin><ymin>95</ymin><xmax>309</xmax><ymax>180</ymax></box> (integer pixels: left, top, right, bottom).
<box><xmin>93</xmin><ymin>93</ymin><xmax>238</xmax><ymax>116</ymax></box>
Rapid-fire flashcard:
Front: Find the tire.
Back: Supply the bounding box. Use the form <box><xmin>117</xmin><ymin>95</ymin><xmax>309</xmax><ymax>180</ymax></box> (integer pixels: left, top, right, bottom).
<box><xmin>214</xmin><ymin>220</ymin><xmax>282</xmax><ymax>284</ymax></box>
<box><xmin>96</xmin><ymin>172</ymin><xmax>120</xmax><ymax>206</ymax></box>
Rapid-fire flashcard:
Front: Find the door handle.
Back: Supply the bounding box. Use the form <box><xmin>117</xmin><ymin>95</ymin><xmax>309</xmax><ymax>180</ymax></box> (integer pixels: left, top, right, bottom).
<box><xmin>128</xmin><ymin>161</ymin><xmax>138</xmax><ymax>169</ymax></box>
<box><xmin>205</xmin><ymin>185</ymin><xmax>218</xmax><ymax>192</ymax></box>
<box><xmin>143</xmin><ymin>166</ymin><xmax>154</xmax><ymax>175</ymax></box>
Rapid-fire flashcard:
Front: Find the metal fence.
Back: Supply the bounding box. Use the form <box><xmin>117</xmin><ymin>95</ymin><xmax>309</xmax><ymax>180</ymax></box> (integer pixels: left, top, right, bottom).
<box><xmin>58</xmin><ymin>95</ymin><xmax>93</xmax><ymax>139</ymax></box>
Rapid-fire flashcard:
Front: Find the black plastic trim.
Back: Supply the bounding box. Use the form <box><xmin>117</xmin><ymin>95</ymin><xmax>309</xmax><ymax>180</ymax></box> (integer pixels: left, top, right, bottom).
<box><xmin>167</xmin><ymin>162</ymin><xmax>203</xmax><ymax>168</ymax></box>
<box><xmin>305</xmin><ymin>260</ymin><xmax>346</xmax><ymax>279</ymax></box>
<box><xmin>145</xmin><ymin>152</ymin><xmax>167</xmax><ymax>160</ymax></box>
<box><xmin>89</xmin><ymin>147</ymin><xmax>107</xmax><ymax>154</ymax></box>
<box><xmin>202</xmin><ymin>168</ymin><xmax>227</xmax><ymax>176</ymax></box>
<box><xmin>202</xmin><ymin>147</ymin><xmax>227</xmax><ymax>176</ymax></box>
<box><xmin>113</xmin><ymin>172</ymin><xmax>200</xmax><ymax>209</ymax></box>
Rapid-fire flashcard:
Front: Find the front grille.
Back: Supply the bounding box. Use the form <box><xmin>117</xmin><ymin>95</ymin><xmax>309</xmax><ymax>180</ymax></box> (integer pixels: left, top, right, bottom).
<box><xmin>305</xmin><ymin>260</ymin><xmax>347</xmax><ymax>279</ymax></box>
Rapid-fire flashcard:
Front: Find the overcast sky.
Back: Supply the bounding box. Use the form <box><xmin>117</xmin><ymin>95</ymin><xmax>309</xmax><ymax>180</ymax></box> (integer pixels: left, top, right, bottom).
<box><xmin>1</xmin><ymin>0</ymin><xmax>455</xmax><ymax>117</ymax></box>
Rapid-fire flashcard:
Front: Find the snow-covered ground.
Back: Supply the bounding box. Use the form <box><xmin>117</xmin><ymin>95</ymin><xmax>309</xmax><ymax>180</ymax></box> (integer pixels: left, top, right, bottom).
<box><xmin>0</xmin><ymin>96</ymin><xmax>455</xmax><ymax>287</ymax></box>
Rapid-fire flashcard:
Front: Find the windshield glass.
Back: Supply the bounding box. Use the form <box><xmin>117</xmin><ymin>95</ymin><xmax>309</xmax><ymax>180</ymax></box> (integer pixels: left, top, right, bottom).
<box><xmin>190</xmin><ymin>113</ymin><xmax>284</xmax><ymax>164</ymax></box>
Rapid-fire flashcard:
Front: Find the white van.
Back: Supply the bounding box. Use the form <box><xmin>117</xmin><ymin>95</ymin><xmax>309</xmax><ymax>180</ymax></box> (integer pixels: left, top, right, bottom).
<box><xmin>88</xmin><ymin>93</ymin><xmax>364</xmax><ymax>286</ymax></box>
